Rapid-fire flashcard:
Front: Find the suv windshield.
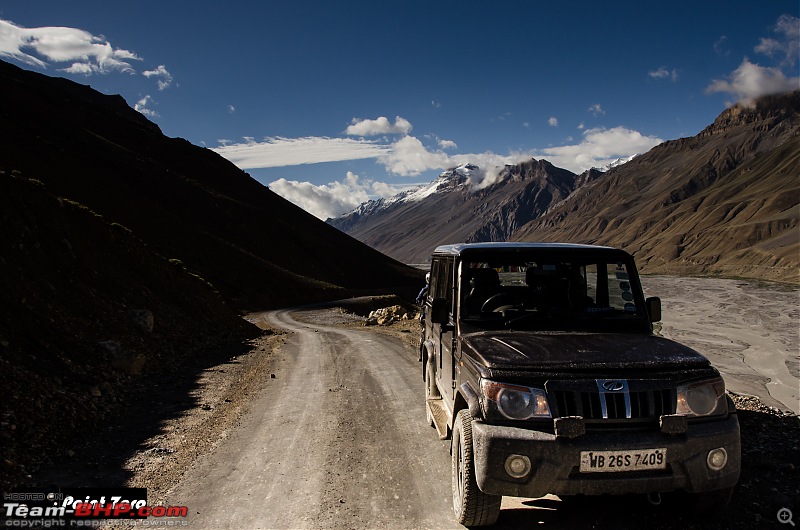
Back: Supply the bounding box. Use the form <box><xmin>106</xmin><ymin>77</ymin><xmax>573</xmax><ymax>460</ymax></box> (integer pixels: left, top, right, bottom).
<box><xmin>458</xmin><ymin>257</ymin><xmax>649</xmax><ymax>333</ymax></box>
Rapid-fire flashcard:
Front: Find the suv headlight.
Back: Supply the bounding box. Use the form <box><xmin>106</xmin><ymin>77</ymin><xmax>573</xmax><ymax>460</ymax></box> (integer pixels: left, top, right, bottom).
<box><xmin>480</xmin><ymin>379</ymin><xmax>551</xmax><ymax>420</ymax></box>
<box><xmin>676</xmin><ymin>377</ymin><xmax>727</xmax><ymax>417</ymax></box>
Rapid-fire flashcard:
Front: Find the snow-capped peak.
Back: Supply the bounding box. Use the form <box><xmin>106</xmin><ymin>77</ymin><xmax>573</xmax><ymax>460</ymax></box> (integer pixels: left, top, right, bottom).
<box><xmin>336</xmin><ymin>164</ymin><xmax>480</xmax><ymax>218</ymax></box>
<box><xmin>598</xmin><ymin>154</ymin><xmax>638</xmax><ymax>172</ymax></box>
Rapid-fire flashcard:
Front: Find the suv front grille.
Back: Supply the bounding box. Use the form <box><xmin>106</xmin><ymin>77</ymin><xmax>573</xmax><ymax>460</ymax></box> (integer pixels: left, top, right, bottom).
<box><xmin>549</xmin><ymin>381</ymin><xmax>674</xmax><ymax>420</ymax></box>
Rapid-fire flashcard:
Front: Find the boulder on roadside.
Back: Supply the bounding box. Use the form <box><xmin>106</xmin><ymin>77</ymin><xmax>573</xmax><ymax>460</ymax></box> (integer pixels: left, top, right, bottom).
<box><xmin>127</xmin><ymin>309</ymin><xmax>154</xmax><ymax>333</ymax></box>
<box><xmin>365</xmin><ymin>305</ymin><xmax>411</xmax><ymax>326</ymax></box>
<box><xmin>110</xmin><ymin>350</ymin><xmax>147</xmax><ymax>375</ymax></box>
<box><xmin>97</xmin><ymin>340</ymin><xmax>121</xmax><ymax>357</ymax></box>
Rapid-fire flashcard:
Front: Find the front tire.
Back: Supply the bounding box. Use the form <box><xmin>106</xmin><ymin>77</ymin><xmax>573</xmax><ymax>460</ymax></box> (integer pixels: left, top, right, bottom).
<box><xmin>452</xmin><ymin>409</ymin><xmax>501</xmax><ymax>526</ymax></box>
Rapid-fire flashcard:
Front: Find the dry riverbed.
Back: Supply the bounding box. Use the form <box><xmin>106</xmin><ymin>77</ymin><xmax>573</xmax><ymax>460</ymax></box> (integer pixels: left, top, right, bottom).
<box><xmin>643</xmin><ymin>276</ymin><xmax>799</xmax><ymax>414</ymax></box>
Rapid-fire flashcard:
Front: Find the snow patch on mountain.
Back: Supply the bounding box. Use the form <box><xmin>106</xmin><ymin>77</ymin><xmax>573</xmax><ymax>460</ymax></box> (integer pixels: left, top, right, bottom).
<box><xmin>598</xmin><ymin>154</ymin><xmax>638</xmax><ymax>171</ymax></box>
<box><xmin>406</xmin><ymin>163</ymin><xmax>477</xmax><ymax>201</ymax></box>
<box><xmin>338</xmin><ymin>163</ymin><xmax>481</xmax><ymax>218</ymax></box>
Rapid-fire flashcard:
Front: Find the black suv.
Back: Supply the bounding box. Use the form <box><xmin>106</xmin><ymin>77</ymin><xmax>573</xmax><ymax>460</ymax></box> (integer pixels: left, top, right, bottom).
<box><xmin>420</xmin><ymin>243</ymin><xmax>740</xmax><ymax>526</ymax></box>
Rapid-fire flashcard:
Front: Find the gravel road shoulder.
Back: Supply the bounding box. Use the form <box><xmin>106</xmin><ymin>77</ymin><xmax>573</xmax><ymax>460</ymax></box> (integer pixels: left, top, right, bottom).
<box><xmin>37</xmin><ymin>328</ymin><xmax>287</xmax><ymax>506</ymax></box>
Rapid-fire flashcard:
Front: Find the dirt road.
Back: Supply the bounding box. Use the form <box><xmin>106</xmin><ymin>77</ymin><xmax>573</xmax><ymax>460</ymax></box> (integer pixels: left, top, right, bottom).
<box><xmin>160</xmin><ymin>283</ymin><xmax>798</xmax><ymax>529</ymax></box>
<box><xmin>165</xmin><ymin>307</ymin><xmax>459</xmax><ymax>529</ymax></box>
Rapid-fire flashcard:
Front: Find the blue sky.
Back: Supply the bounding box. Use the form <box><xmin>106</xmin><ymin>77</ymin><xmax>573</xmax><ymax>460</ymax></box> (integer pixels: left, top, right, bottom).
<box><xmin>1</xmin><ymin>1</ymin><xmax>798</xmax><ymax>219</ymax></box>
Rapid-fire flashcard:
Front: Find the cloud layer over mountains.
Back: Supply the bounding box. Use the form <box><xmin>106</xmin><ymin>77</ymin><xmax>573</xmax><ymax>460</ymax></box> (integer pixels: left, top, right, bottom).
<box><xmin>233</xmin><ymin>119</ymin><xmax>665</xmax><ymax>220</ymax></box>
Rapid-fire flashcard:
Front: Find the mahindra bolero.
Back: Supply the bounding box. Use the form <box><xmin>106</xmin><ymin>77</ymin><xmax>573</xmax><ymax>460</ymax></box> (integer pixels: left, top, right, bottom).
<box><xmin>420</xmin><ymin>243</ymin><xmax>740</xmax><ymax>526</ymax></box>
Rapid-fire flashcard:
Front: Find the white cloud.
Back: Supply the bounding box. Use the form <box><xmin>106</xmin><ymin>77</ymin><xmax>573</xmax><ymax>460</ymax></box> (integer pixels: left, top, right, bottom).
<box><xmin>714</xmin><ymin>35</ymin><xmax>730</xmax><ymax>57</ymax></box>
<box><xmin>345</xmin><ymin>116</ymin><xmax>412</xmax><ymax>136</ymax></box>
<box><xmin>227</xmin><ymin>105</ymin><xmax>236</xmax><ymax>113</ymax></box>
<box><xmin>369</xmin><ymin>137</ymin><xmax>524</xmax><ymax>181</ymax></box>
<box><xmin>587</xmin><ymin>103</ymin><xmax>605</xmax><ymax>116</ymax></box>
<box><xmin>454</xmin><ymin>152</ymin><xmax>535</xmax><ymax>189</ymax></box>
<box><xmin>706</xmin><ymin>58</ymin><xmax>799</xmax><ymax>105</ymax></box>
<box><xmin>214</xmin><ymin>133</ymin><xmax>494</xmax><ymax>179</ymax></box>
<box><xmin>755</xmin><ymin>14</ymin><xmax>799</xmax><ymax>69</ymax></box>
<box><xmin>63</xmin><ymin>62</ymin><xmax>95</xmax><ymax>75</ymax></box>
<box><xmin>267</xmin><ymin>125</ymin><xmax>664</xmax><ymax>216</ymax></box>
<box><xmin>215</xmin><ymin>109</ymin><xmax>662</xmax><ymax>197</ymax></box>
<box><xmin>707</xmin><ymin>15</ymin><xmax>800</xmax><ymax>105</ymax></box>
<box><xmin>215</xmin><ymin>125</ymin><xmax>661</xmax><ymax>186</ymax></box>
<box><xmin>213</xmin><ymin>137</ymin><xmax>392</xmax><ymax>168</ymax></box>
<box><xmin>377</xmin><ymin>135</ymin><xmax>450</xmax><ymax>176</ymax></box>
<box><xmin>268</xmin><ymin>171</ymin><xmax>415</xmax><ymax>220</ymax></box>
<box><xmin>134</xmin><ymin>95</ymin><xmax>158</xmax><ymax>118</ymax></box>
<box><xmin>548</xmin><ymin>117</ymin><xmax>558</xmax><ymax>127</ymax></box>
<box><xmin>143</xmin><ymin>65</ymin><xmax>173</xmax><ymax>90</ymax></box>
<box><xmin>0</xmin><ymin>19</ymin><xmax>140</xmax><ymax>74</ymax></box>
<box><xmin>649</xmin><ymin>66</ymin><xmax>679</xmax><ymax>82</ymax></box>
<box><xmin>537</xmin><ymin>126</ymin><xmax>663</xmax><ymax>173</ymax></box>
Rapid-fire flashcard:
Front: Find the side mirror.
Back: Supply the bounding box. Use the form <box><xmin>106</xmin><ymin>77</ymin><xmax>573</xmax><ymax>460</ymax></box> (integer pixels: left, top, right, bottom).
<box><xmin>430</xmin><ymin>297</ymin><xmax>450</xmax><ymax>325</ymax></box>
<box><xmin>646</xmin><ymin>297</ymin><xmax>662</xmax><ymax>323</ymax></box>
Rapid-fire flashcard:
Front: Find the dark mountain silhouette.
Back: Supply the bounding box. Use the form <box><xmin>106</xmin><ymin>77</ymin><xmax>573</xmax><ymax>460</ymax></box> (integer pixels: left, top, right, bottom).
<box><xmin>328</xmin><ymin>160</ymin><xmax>589</xmax><ymax>263</ymax></box>
<box><xmin>0</xmin><ymin>171</ymin><xmax>261</xmax><ymax>488</ymax></box>
<box><xmin>0</xmin><ymin>59</ymin><xmax>421</xmax><ymax>489</ymax></box>
<box><xmin>513</xmin><ymin>91</ymin><xmax>800</xmax><ymax>283</ymax></box>
<box><xmin>0</xmin><ymin>59</ymin><xmax>421</xmax><ymax>311</ymax></box>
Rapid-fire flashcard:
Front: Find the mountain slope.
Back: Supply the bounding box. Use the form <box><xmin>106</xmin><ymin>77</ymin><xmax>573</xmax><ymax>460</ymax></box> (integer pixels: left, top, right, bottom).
<box><xmin>0</xmin><ymin>171</ymin><xmax>261</xmax><ymax>489</ymax></box>
<box><xmin>0</xmin><ymin>58</ymin><xmax>428</xmax><ymax>489</ymax></box>
<box><xmin>0</xmin><ymin>59</ymin><xmax>421</xmax><ymax>310</ymax></box>
<box><xmin>513</xmin><ymin>91</ymin><xmax>800</xmax><ymax>283</ymax></box>
<box><xmin>328</xmin><ymin>160</ymin><xmax>585</xmax><ymax>263</ymax></box>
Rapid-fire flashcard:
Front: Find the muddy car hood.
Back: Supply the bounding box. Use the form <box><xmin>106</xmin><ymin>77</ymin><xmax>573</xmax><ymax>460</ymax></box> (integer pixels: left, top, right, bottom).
<box><xmin>460</xmin><ymin>331</ymin><xmax>710</xmax><ymax>371</ymax></box>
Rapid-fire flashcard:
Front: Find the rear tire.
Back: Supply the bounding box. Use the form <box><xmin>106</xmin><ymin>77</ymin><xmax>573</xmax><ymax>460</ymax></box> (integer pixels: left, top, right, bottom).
<box><xmin>452</xmin><ymin>409</ymin><xmax>501</xmax><ymax>526</ymax></box>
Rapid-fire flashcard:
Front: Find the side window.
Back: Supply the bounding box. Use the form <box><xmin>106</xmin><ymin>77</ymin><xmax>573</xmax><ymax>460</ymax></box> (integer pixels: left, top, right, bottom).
<box><xmin>429</xmin><ymin>259</ymin><xmax>441</xmax><ymax>304</ymax></box>
<box><xmin>432</xmin><ymin>257</ymin><xmax>454</xmax><ymax>309</ymax></box>
<box><xmin>586</xmin><ymin>264</ymin><xmax>598</xmax><ymax>303</ymax></box>
<box><xmin>608</xmin><ymin>263</ymin><xmax>637</xmax><ymax>312</ymax></box>
<box><xmin>588</xmin><ymin>262</ymin><xmax>637</xmax><ymax>312</ymax></box>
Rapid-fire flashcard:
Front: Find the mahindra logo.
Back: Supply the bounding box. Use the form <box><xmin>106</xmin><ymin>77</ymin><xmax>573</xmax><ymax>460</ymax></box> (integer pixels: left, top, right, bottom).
<box><xmin>602</xmin><ymin>380</ymin><xmax>625</xmax><ymax>392</ymax></box>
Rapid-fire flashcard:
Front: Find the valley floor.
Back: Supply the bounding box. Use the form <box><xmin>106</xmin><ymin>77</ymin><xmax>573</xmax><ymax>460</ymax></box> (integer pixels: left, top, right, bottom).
<box><xmin>31</xmin><ymin>276</ymin><xmax>798</xmax><ymax>529</ymax></box>
<box><xmin>644</xmin><ymin>276</ymin><xmax>799</xmax><ymax>414</ymax></box>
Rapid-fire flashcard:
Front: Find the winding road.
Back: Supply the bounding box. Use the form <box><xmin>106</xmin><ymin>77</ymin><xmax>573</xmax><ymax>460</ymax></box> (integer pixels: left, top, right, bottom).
<box><xmin>163</xmin><ymin>305</ymin><xmax>742</xmax><ymax>529</ymax></box>
<box><xmin>165</xmin><ymin>307</ymin><xmax>460</xmax><ymax>529</ymax></box>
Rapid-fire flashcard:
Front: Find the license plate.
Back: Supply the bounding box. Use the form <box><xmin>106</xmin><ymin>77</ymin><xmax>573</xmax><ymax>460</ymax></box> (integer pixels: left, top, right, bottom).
<box><xmin>579</xmin><ymin>448</ymin><xmax>667</xmax><ymax>473</ymax></box>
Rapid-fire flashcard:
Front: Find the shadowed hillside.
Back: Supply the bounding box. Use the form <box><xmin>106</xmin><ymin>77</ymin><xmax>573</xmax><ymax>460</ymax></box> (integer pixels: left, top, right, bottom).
<box><xmin>0</xmin><ymin>59</ymin><xmax>421</xmax><ymax>489</ymax></box>
<box><xmin>0</xmin><ymin>172</ymin><xmax>261</xmax><ymax>488</ymax></box>
<box><xmin>0</xmin><ymin>59</ymin><xmax>421</xmax><ymax>311</ymax></box>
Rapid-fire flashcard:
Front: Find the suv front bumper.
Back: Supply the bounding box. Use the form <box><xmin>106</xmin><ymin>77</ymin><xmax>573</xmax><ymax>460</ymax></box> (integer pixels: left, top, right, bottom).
<box><xmin>471</xmin><ymin>415</ymin><xmax>740</xmax><ymax>498</ymax></box>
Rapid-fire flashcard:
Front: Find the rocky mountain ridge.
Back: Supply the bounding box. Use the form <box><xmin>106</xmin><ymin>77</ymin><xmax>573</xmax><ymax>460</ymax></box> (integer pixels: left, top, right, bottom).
<box><xmin>328</xmin><ymin>159</ymin><xmax>589</xmax><ymax>263</ymax></box>
<box><xmin>514</xmin><ymin>91</ymin><xmax>799</xmax><ymax>282</ymax></box>
<box><xmin>329</xmin><ymin>91</ymin><xmax>799</xmax><ymax>283</ymax></box>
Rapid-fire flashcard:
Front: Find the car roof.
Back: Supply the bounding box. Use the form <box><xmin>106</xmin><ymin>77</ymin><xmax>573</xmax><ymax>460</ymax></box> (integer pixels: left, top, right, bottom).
<box><xmin>432</xmin><ymin>242</ymin><xmax>625</xmax><ymax>257</ymax></box>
